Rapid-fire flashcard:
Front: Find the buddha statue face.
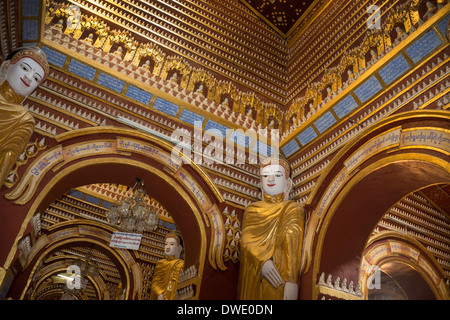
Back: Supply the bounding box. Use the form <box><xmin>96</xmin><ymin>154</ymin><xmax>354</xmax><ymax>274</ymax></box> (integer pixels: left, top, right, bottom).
<box><xmin>164</xmin><ymin>235</ymin><xmax>182</xmax><ymax>259</ymax></box>
<box><xmin>3</xmin><ymin>57</ymin><xmax>45</xmax><ymax>97</ymax></box>
<box><xmin>0</xmin><ymin>47</ymin><xmax>48</xmax><ymax>99</ymax></box>
<box><xmin>260</xmin><ymin>164</ymin><xmax>292</xmax><ymax>197</ymax></box>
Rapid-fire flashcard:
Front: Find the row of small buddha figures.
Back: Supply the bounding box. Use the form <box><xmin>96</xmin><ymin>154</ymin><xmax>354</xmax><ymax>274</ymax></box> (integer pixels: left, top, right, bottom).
<box><xmin>46</xmin><ymin>0</ymin><xmax>447</xmax><ymax>139</ymax></box>
<box><xmin>45</xmin><ymin>23</ymin><xmax>273</xmax><ymax>133</ymax></box>
<box><xmin>282</xmin><ymin>0</ymin><xmax>446</xmax><ymax>139</ymax></box>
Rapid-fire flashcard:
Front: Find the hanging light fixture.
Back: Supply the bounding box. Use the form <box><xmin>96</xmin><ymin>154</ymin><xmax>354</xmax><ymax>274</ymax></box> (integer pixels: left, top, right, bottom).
<box><xmin>107</xmin><ymin>178</ymin><xmax>159</xmax><ymax>233</ymax></box>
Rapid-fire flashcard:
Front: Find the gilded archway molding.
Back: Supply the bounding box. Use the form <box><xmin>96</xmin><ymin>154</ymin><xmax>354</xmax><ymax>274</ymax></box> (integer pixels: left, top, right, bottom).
<box><xmin>311</xmin><ymin>154</ymin><xmax>449</xmax><ymax>299</ymax></box>
<box><xmin>361</xmin><ymin>231</ymin><xmax>449</xmax><ymax>300</ymax></box>
<box><xmin>17</xmin><ymin>156</ymin><xmax>207</xmax><ymax>295</ymax></box>
<box><xmin>3</xmin><ymin>126</ymin><xmax>231</xmax><ymax>299</ymax></box>
<box><xmin>20</xmin><ymin>222</ymin><xmax>136</xmax><ymax>300</ymax></box>
<box><xmin>303</xmin><ymin>110</ymin><xmax>449</xmax><ymax>268</ymax></box>
<box><xmin>31</xmin><ymin>263</ymin><xmax>109</xmax><ymax>300</ymax></box>
<box><xmin>8</xmin><ymin>157</ymin><xmax>208</xmax><ymax>296</ymax></box>
<box><xmin>300</xmin><ymin>110</ymin><xmax>449</xmax><ymax>299</ymax></box>
<box><xmin>5</xmin><ymin>126</ymin><xmax>223</xmax><ymax>205</ymax></box>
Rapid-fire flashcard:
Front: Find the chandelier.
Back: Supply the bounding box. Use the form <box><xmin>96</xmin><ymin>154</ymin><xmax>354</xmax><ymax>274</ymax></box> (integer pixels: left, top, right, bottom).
<box><xmin>107</xmin><ymin>178</ymin><xmax>159</xmax><ymax>233</ymax></box>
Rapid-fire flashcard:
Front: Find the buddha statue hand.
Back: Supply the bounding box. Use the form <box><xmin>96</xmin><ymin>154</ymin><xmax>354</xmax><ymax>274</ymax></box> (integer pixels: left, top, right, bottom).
<box><xmin>283</xmin><ymin>281</ymin><xmax>298</xmax><ymax>300</ymax></box>
<box><xmin>261</xmin><ymin>259</ymin><xmax>284</xmax><ymax>288</ymax></box>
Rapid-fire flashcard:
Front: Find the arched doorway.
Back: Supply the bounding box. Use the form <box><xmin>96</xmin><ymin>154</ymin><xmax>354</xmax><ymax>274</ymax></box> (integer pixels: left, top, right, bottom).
<box><xmin>1</xmin><ymin>127</ymin><xmax>232</xmax><ymax>299</ymax></box>
<box><xmin>301</xmin><ymin>110</ymin><xmax>449</xmax><ymax>300</ymax></box>
<box><xmin>368</xmin><ymin>261</ymin><xmax>436</xmax><ymax>300</ymax></box>
<box><xmin>19</xmin><ymin>222</ymin><xmax>140</xmax><ymax>300</ymax></box>
<box><xmin>361</xmin><ymin>232</ymin><xmax>447</xmax><ymax>300</ymax></box>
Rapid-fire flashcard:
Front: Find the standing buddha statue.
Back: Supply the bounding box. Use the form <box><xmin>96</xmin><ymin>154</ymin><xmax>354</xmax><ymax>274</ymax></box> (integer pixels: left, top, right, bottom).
<box><xmin>0</xmin><ymin>47</ymin><xmax>49</xmax><ymax>186</ymax></box>
<box><xmin>150</xmin><ymin>231</ymin><xmax>185</xmax><ymax>300</ymax></box>
<box><xmin>238</xmin><ymin>156</ymin><xmax>305</xmax><ymax>300</ymax></box>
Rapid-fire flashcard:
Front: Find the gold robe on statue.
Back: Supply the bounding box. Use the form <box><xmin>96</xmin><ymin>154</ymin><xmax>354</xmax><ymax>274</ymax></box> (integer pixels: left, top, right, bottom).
<box><xmin>149</xmin><ymin>256</ymin><xmax>184</xmax><ymax>300</ymax></box>
<box><xmin>0</xmin><ymin>83</ymin><xmax>34</xmax><ymax>186</ymax></box>
<box><xmin>238</xmin><ymin>193</ymin><xmax>304</xmax><ymax>300</ymax></box>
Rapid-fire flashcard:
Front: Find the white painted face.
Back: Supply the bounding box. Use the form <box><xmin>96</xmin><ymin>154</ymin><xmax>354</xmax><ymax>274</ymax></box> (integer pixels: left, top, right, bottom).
<box><xmin>2</xmin><ymin>57</ymin><xmax>45</xmax><ymax>97</ymax></box>
<box><xmin>164</xmin><ymin>237</ymin><xmax>182</xmax><ymax>258</ymax></box>
<box><xmin>260</xmin><ymin>164</ymin><xmax>290</xmax><ymax>197</ymax></box>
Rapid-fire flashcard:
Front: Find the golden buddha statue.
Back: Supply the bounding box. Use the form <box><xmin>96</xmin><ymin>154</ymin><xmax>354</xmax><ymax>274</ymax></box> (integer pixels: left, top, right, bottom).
<box><xmin>0</xmin><ymin>47</ymin><xmax>49</xmax><ymax>186</ymax></box>
<box><xmin>238</xmin><ymin>156</ymin><xmax>305</xmax><ymax>300</ymax></box>
<box><xmin>150</xmin><ymin>231</ymin><xmax>184</xmax><ymax>300</ymax></box>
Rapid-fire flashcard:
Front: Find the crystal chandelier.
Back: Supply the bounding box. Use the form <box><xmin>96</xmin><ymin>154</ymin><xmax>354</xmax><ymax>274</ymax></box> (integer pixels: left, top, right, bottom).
<box><xmin>107</xmin><ymin>178</ymin><xmax>159</xmax><ymax>233</ymax></box>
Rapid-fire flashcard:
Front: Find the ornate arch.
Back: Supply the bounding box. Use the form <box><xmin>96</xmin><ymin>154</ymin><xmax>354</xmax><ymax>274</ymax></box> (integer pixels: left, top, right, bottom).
<box><xmin>21</xmin><ymin>220</ymin><xmax>139</xmax><ymax>300</ymax></box>
<box><xmin>2</xmin><ymin>126</ymin><xmax>230</xmax><ymax>299</ymax></box>
<box><xmin>301</xmin><ymin>110</ymin><xmax>450</xmax><ymax>299</ymax></box>
<box><xmin>361</xmin><ymin>231</ymin><xmax>448</xmax><ymax>300</ymax></box>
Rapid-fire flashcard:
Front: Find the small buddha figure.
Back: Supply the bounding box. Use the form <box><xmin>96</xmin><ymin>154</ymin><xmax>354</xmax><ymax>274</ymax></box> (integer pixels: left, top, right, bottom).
<box><xmin>114</xmin><ymin>46</ymin><xmax>123</xmax><ymax>59</ymax></box>
<box><xmin>169</xmin><ymin>71</ymin><xmax>179</xmax><ymax>84</ymax></box>
<box><xmin>195</xmin><ymin>83</ymin><xmax>204</xmax><ymax>96</ymax></box>
<box><xmin>0</xmin><ymin>47</ymin><xmax>49</xmax><ymax>186</ymax></box>
<box><xmin>291</xmin><ymin>116</ymin><xmax>297</xmax><ymax>129</ymax></box>
<box><xmin>345</xmin><ymin>69</ymin><xmax>354</xmax><ymax>86</ymax></box>
<box><xmin>221</xmin><ymin>97</ymin><xmax>229</xmax><ymax>107</ymax></box>
<box><xmin>237</xmin><ymin>156</ymin><xmax>305</xmax><ymax>300</ymax></box>
<box><xmin>54</xmin><ymin>19</ymin><xmax>64</xmax><ymax>30</ymax></box>
<box><xmin>150</xmin><ymin>231</ymin><xmax>184</xmax><ymax>300</ymax></box>
<box><xmin>141</xmin><ymin>60</ymin><xmax>151</xmax><ymax>70</ymax></box>
<box><xmin>368</xmin><ymin>49</ymin><xmax>377</xmax><ymax>66</ymax></box>
<box><xmin>84</xmin><ymin>33</ymin><xmax>94</xmax><ymax>45</ymax></box>
<box><xmin>394</xmin><ymin>26</ymin><xmax>406</xmax><ymax>45</ymax></box>
<box><xmin>324</xmin><ymin>87</ymin><xmax>333</xmax><ymax>103</ymax></box>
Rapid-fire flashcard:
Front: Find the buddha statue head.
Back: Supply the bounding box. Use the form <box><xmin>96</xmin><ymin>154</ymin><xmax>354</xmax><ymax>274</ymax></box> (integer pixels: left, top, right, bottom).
<box><xmin>259</xmin><ymin>155</ymin><xmax>293</xmax><ymax>200</ymax></box>
<box><xmin>0</xmin><ymin>46</ymin><xmax>49</xmax><ymax>103</ymax></box>
<box><xmin>164</xmin><ymin>231</ymin><xmax>184</xmax><ymax>260</ymax></box>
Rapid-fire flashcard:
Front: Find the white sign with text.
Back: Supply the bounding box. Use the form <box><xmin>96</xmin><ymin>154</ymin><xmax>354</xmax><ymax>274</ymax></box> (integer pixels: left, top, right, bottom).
<box><xmin>109</xmin><ymin>231</ymin><xmax>142</xmax><ymax>250</ymax></box>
